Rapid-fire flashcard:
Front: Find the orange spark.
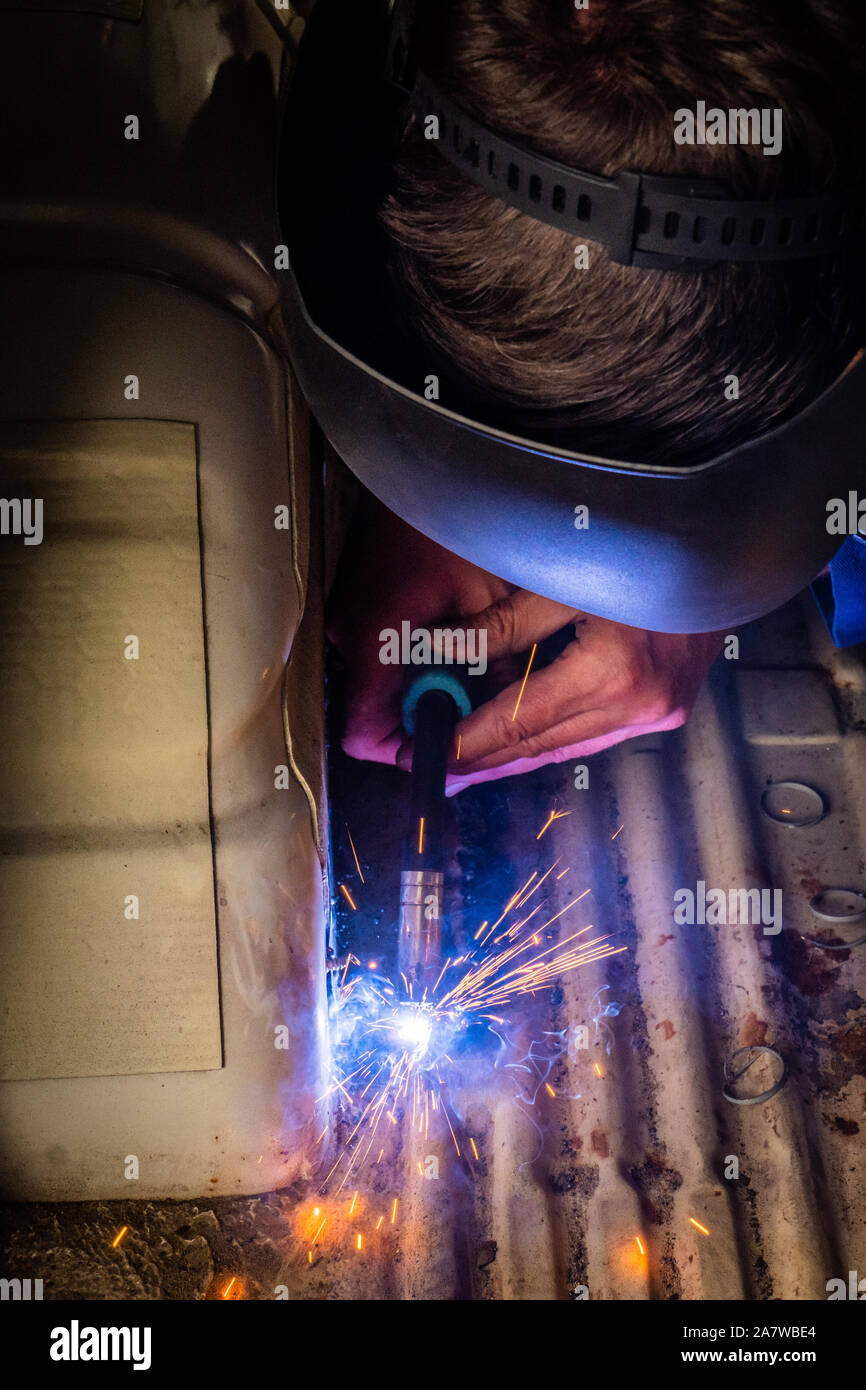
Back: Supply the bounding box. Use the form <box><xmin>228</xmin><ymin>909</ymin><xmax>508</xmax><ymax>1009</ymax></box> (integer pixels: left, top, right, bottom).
<box><xmin>537</xmin><ymin>807</ymin><xmax>573</xmax><ymax>840</ymax></box>
<box><xmin>456</xmin><ymin>734</ymin><xmax>462</xmax><ymax>761</ymax></box>
<box><xmin>307</xmin><ymin>1250</ymin><xmax>313</xmax><ymax>1264</ymax></box>
<box><xmin>511</xmin><ymin>643</ymin><xmax>537</xmax><ymax>721</ymax></box>
<box><xmin>433</xmin><ymin>957</ymin><xmax>452</xmax><ymax>993</ymax></box>
<box><xmin>356</xmin><ymin>1234</ymin><xmax>363</xmax><ymax>1252</ymax></box>
<box><xmin>111</xmin><ymin>1226</ymin><xmax>128</xmax><ymax>1249</ymax></box>
<box><xmin>376</xmin><ymin>1216</ymin><xmax>384</xmax><ymax>1231</ymax></box>
<box><xmin>418</xmin><ymin>817</ymin><xmax>425</xmax><ymax>855</ymax></box>
<box><xmin>390</xmin><ymin>1198</ymin><xmax>398</xmax><ymax>1225</ymax></box>
<box><xmin>635</xmin><ymin>1235</ymin><xmax>645</xmax><ymax>1256</ymax></box>
<box><xmin>594</xmin><ymin>1062</ymin><xmax>603</xmax><ymax>1077</ymax></box>
<box><xmin>544</xmin><ymin>1082</ymin><xmax>556</xmax><ymax>1098</ymax></box>
<box><xmin>221</xmin><ymin>1277</ymin><xmax>237</xmax><ymax>1299</ymax></box>
<box><xmin>536</xmin><ymin>888</ymin><xmax>590</xmax><ymax>931</ymax></box>
<box><xmin>339</xmin><ymin>883</ymin><xmax>357</xmax><ymax>911</ymax></box>
<box><xmin>611</xmin><ymin>824</ymin><xmax>624</xmax><ymax>840</ymax></box>
<box><xmin>689</xmin><ymin>1218</ymin><xmax>710</xmax><ymax>1237</ymax></box>
<box><xmin>556</xmin><ymin>867</ymin><xmax>570</xmax><ymax>880</ymax></box>
<box><xmin>349</xmin><ymin>1190</ymin><xmax>358</xmax><ymax>1216</ymax></box>
<box><xmin>345</xmin><ymin>824</ymin><xmax>365</xmax><ymax>883</ymax></box>
<box><xmin>469</xmin><ymin>1138</ymin><xmax>479</xmax><ymax>1161</ymax></box>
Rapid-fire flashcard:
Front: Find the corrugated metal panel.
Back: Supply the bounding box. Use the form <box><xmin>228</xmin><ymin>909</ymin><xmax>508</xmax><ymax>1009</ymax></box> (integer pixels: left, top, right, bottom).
<box><xmin>308</xmin><ymin>592</ymin><xmax>865</xmax><ymax>1301</ymax></box>
<box><xmin>1</xmin><ymin>595</ymin><xmax>863</xmax><ymax>1300</ymax></box>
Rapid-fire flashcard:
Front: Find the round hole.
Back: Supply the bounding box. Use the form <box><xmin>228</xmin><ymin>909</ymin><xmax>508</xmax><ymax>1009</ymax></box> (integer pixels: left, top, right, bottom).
<box><xmin>809</xmin><ymin>888</ymin><xmax>866</xmax><ymax>923</ymax></box>
<box><xmin>802</xmin><ymin>889</ymin><xmax>866</xmax><ymax>950</ymax></box>
<box><xmin>723</xmin><ymin>1045</ymin><xmax>786</xmax><ymax>1105</ymax></box>
<box><xmin>760</xmin><ymin>782</ymin><xmax>827</xmax><ymax>827</ymax></box>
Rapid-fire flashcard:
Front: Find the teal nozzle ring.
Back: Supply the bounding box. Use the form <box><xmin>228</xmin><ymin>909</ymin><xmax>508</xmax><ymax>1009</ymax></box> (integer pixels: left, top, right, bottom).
<box><xmin>402</xmin><ymin>671</ymin><xmax>472</xmax><ymax>735</ymax></box>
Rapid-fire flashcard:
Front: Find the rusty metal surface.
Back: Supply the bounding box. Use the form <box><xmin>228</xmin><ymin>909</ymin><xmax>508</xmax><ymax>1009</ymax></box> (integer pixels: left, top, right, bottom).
<box><xmin>311</xmin><ymin>591</ymin><xmax>866</xmax><ymax>1301</ymax></box>
<box><xmin>1</xmin><ymin>594</ymin><xmax>863</xmax><ymax>1299</ymax></box>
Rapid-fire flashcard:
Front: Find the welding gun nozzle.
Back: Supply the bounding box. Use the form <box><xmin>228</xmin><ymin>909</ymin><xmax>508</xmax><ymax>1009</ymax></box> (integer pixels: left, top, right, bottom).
<box><xmin>398</xmin><ymin>868</ymin><xmax>444</xmax><ymax>980</ymax></box>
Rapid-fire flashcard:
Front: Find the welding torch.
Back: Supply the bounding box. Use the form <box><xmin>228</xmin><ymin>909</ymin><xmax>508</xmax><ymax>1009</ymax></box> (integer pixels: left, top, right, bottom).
<box><xmin>398</xmin><ymin>672</ymin><xmax>471</xmax><ymax>987</ymax></box>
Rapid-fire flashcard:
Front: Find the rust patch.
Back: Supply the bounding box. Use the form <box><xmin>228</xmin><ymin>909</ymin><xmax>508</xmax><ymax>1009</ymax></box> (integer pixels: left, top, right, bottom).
<box><xmin>797</xmin><ymin>874</ymin><xmax>825</xmax><ymax>900</ymax></box>
<box><xmin>807</xmin><ymin>929</ymin><xmax>851</xmax><ymax>957</ymax></box>
<box><xmin>655</xmin><ymin>1020</ymin><xmax>676</xmax><ymax>1041</ymax></box>
<box><xmin>741</xmin><ymin>1013</ymin><xmax>769</xmax><ymax>1047</ymax></box>
<box><xmin>769</xmin><ymin>928</ymin><xmax>841</xmax><ymax>996</ymax></box>
<box><xmin>590</xmin><ymin>1129</ymin><xmax>610</xmax><ymax>1158</ymax></box>
<box><xmin>822</xmin><ymin>1114</ymin><xmax>860</xmax><ymax>1137</ymax></box>
<box><xmin>833</xmin><ymin>1026</ymin><xmax>866</xmax><ymax>1079</ymax></box>
<box><xmin>656</xmin><ymin>934</ymin><xmax>675</xmax><ymax>946</ymax></box>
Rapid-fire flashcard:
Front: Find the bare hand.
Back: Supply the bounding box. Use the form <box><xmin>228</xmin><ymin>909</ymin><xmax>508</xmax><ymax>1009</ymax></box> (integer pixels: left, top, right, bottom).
<box><xmin>327</xmin><ymin>496</ymin><xmax>723</xmax><ymax>793</ymax></box>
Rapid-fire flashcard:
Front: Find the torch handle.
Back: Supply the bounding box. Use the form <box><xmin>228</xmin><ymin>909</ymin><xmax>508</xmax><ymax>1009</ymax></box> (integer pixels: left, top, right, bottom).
<box><xmin>402</xmin><ymin>687</ymin><xmax>457</xmax><ymax>873</ymax></box>
<box><xmin>398</xmin><ymin>672</ymin><xmax>470</xmax><ymax>980</ymax></box>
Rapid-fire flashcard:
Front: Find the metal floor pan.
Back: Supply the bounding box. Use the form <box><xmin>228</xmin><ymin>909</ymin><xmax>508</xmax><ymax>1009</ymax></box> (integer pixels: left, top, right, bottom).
<box><xmin>2</xmin><ymin>591</ymin><xmax>863</xmax><ymax>1300</ymax></box>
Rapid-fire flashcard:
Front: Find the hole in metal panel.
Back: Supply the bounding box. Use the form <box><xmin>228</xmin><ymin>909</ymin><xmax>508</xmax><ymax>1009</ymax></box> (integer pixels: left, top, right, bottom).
<box><xmin>723</xmin><ymin>1047</ymin><xmax>787</xmax><ymax>1105</ymax></box>
<box><xmin>760</xmin><ymin>781</ymin><xmax>828</xmax><ymax>827</ymax></box>
<box><xmin>802</xmin><ymin>889</ymin><xmax>866</xmax><ymax>950</ymax></box>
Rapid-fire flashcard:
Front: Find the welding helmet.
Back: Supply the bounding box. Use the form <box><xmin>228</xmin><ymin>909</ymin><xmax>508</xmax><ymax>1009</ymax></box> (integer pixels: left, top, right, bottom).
<box><xmin>277</xmin><ymin>0</ymin><xmax>866</xmax><ymax>633</ymax></box>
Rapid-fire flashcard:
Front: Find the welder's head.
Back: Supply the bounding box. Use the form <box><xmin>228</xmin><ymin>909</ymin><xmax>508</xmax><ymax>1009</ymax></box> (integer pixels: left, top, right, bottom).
<box><xmin>277</xmin><ymin>0</ymin><xmax>866</xmax><ymax>632</ymax></box>
<box><xmin>380</xmin><ymin>0</ymin><xmax>865</xmax><ymax>466</ymax></box>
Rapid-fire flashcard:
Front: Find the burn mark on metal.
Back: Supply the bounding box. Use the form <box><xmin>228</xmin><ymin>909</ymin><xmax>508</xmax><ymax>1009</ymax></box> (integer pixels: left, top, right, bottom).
<box><xmin>627</xmin><ymin>1152</ymin><xmax>684</xmax><ymax>1227</ymax></box>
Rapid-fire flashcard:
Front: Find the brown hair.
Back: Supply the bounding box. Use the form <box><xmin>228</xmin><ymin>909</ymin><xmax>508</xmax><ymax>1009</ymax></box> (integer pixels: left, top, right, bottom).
<box><xmin>380</xmin><ymin>0</ymin><xmax>865</xmax><ymax>463</ymax></box>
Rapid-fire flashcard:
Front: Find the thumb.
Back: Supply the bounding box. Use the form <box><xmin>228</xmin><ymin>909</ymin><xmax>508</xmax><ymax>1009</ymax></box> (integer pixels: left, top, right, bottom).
<box><xmin>461</xmin><ymin>588</ymin><xmax>578</xmax><ymax>661</ymax></box>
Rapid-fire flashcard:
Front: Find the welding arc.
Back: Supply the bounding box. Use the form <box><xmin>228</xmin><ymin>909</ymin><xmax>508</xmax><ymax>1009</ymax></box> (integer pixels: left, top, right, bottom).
<box><xmin>398</xmin><ymin>687</ymin><xmax>460</xmax><ymax>982</ymax></box>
